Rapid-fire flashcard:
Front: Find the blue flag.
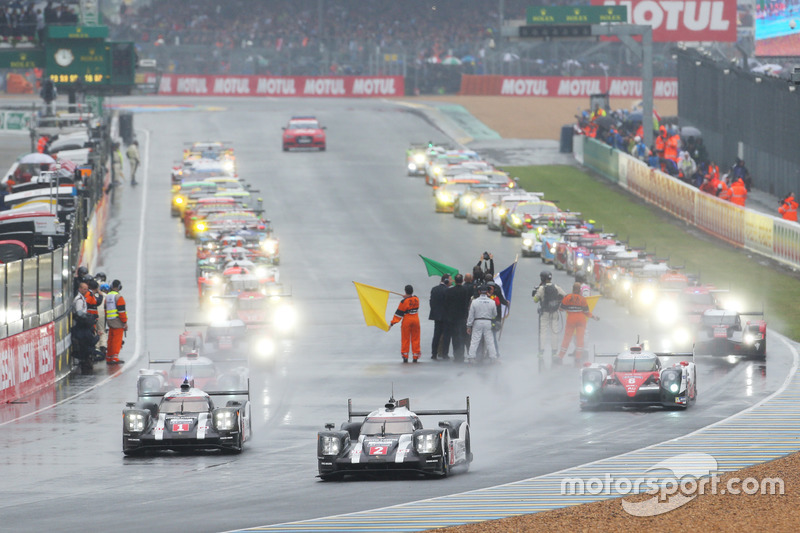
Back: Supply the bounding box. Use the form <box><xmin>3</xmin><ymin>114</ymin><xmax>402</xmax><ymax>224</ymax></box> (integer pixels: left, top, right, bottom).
<box><xmin>493</xmin><ymin>262</ymin><xmax>517</xmax><ymax>318</ymax></box>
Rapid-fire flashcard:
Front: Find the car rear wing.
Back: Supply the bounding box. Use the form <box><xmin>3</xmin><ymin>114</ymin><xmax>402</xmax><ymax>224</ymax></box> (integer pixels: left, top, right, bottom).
<box><xmin>347</xmin><ymin>397</ymin><xmax>470</xmax><ymax>426</ymax></box>
<box><xmin>137</xmin><ymin>379</ymin><xmax>250</xmax><ymax>401</ymax></box>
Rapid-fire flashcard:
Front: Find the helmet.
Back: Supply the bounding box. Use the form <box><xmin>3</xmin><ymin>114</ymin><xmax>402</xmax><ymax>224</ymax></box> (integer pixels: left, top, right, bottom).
<box><xmin>111</xmin><ymin>279</ymin><xmax>123</xmax><ymax>291</ymax></box>
<box><xmin>94</xmin><ymin>271</ymin><xmax>107</xmax><ymax>282</ymax></box>
<box><xmin>477</xmin><ymin>284</ymin><xmax>489</xmax><ymax>293</ymax></box>
<box><xmin>100</xmin><ymin>283</ymin><xmax>110</xmax><ymax>292</ymax></box>
<box><xmin>540</xmin><ymin>271</ymin><xmax>552</xmax><ymax>283</ymax></box>
<box><xmin>77</xmin><ymin>266</ymin><xmax>88</xmax><ymax>278</ymax></box>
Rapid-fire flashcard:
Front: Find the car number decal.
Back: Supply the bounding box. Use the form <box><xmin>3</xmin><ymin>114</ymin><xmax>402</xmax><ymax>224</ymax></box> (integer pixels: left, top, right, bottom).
<box><xmin>714</xmin><ymin>326</ymin><xmax>728</xmax><ymax>338</ymax></box>
<box><xmin>369</xmin><ymin>446</ymin><xmax>387</xmax><ymax>455</ymax></box>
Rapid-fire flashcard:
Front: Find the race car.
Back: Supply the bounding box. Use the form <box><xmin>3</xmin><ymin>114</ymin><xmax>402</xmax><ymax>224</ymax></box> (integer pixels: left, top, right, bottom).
<box><xmin>434</xmin><ymin>180</ymin><xmax>482</xmax><ymax>213</ymax></box>
<box><xmin>501</xmin><ymin>201</ymin><xmax>560</xmax><ymax>236</ymax></box>
<box><xmin>171</xmin><ymin>180</ymin><xmax>218</xmax><ymax>217</ymax></box>
<box><xmin>580</xmin><ymin>344</ymin><xmax>697</xmax><ymax>410</ymax></box>
<box><xmin>316</xmin><ymin>395</ymin><xmax>472</xmax><ymax>480</ymax></box>
<box><xmin>183</xmin><ymin>141</ymin><xmax>235</xmax><ymax>162</ymax></box>
<box><xmin>136</xmin><ymin>353</ymin><xmax>249</xmax><ymax>395</ymax></box>
<box><xmin>282</xmin><ymin>116</ymin><xmax>326</xmax><ymax>151</ymax></box>
<box><xmin>694</xmin><ymin>309</ymin><xmax>767</xmax><ymax>358</ymax></box>
<box><xmin>122</xmin><ymin>379</ymin><xmax>251</xmax><ymax>455</ymax></box>
<box><xmin>406</xmin><ymin>143</ymin><xmax>440</xmax><ymax>176</ymax></box>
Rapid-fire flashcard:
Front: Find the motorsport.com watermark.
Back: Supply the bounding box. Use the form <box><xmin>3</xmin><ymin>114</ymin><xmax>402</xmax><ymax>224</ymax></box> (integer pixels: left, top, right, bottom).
<box><xmin>559</xmin><ymin>453</ymin><xmax>785</xmax><ymax>517</ymax></box>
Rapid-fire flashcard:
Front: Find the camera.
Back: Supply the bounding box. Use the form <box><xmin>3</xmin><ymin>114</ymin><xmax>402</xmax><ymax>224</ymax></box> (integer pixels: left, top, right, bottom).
<box><xmin>483</xmin><ymin>251</ymin><xmax>490</xmax><ymax>261</ymax></box>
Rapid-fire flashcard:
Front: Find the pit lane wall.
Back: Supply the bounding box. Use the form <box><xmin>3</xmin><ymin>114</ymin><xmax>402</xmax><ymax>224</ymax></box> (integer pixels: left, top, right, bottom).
<box><xmin>156</xmin><ymin>75</ymin><xmax>404</xmax><ymax>97</ymax></box>
<box><xmin>575</xmin><ymin>136</ymin><xmax>800</xmax><ymax>270</ymax></box>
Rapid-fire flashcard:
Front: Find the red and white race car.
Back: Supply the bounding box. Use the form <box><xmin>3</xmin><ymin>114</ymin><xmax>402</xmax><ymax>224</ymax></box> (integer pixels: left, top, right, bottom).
<box><xmin>282</xmin><ymin>116</ymin><xmax>326</xmax><ymax>151</ymax></box>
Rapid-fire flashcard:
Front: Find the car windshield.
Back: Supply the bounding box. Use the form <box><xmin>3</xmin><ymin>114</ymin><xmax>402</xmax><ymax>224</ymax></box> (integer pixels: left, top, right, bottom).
<box><xmin>237</xmin><ymin>297</ymin><xmax>266</xmax><ymax>310</ymax></box>
<box><xmin>683</xmin><ymin>292</ymin><xmax>716</xmax><ymax>306</ymax></box>
<box><xmin>361</xmin><ymin>416</ymin><xmax>415</xmax><ymax>436</ymax></box>
<box><xmin>169</xmin><ymin>365</ymin><xmax>216</xmax><ymax>379</ymax></box>
<box><xmin>615</xmin><ymin>356</ymin><xmax>658</xmax><ymax>372</ymax></box>
<box><xmin>290</xmin><ymin>121</ymin><xmax>318</xmax><ymax>129</ymax></box>
<box><xmin>516</xmin><ymin>203</ymin><xmax>558</xmax><ymax>216</ymax></box>
<box><xmin>160</xmin><ymin>396</ymin><xmax>211</xmax><ymax>414</ymax></box>
<box><xmin>703</xmin><ymin>314</ymin><xmax>737</xmax><ymax>326</ymax></box>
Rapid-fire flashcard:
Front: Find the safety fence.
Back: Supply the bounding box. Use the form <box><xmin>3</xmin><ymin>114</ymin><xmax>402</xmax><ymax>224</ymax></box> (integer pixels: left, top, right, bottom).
<box><xmin>576</xmin><ymin>136</ymin><xmax>800</xmax><ymax>271</ymax></box>
<box><xmin>458</xmin><ymin>75</ymin><xmax>679</xmax><ymax>98</ymax></box>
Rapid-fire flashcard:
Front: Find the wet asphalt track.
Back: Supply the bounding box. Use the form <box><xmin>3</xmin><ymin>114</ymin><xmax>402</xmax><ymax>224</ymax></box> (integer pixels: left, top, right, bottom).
<box><xmin>0</xmin><ymin>97</ymin><xmax>793</xmax><ymax>533</ymax></box>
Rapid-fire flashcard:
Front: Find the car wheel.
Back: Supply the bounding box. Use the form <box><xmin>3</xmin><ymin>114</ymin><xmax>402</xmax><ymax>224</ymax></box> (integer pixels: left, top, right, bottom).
<box><xmin>282</xmin><ymin>145</ymin><xmax>288</xmax><ymax>152</ymax></box>
<box><xmin>440</xmin><ymin>433</ymin><xmax>450</xmax><ymax>477</ymax></box>
<box><xmin>320</xmin><ymin>145</ymin><xmax>326</xmax><ymax>151</ymax></box>
<box><xmin>755</xmin><ymin>337</ymin><xmax>767</xmax><ymax>358</ymax></box>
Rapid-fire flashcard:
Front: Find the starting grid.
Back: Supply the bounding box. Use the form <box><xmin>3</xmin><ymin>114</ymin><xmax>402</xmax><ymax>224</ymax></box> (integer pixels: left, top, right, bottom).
<box><xmin>230</xmin><ymin>335</ymin><xmax>799</xmax><ymax>532</ymax></box>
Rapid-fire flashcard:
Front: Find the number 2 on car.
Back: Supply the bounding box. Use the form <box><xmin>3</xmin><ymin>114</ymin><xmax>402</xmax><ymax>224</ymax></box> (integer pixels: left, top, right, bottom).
<box><xmin>369</xmin><ymin>446</ymin><xmax>387</xmax><ymax>455</ymax></box>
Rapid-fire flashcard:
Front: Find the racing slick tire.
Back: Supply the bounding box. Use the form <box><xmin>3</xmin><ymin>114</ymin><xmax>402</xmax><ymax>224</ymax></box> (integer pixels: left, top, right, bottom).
<box><xmin>282</xmin><ymin>145</ymin><xmax>289</xmax><ymax>152</ymax></box>
<box><xmin>320</xmin><ymin>145</ymin><xmax>326</xmax><ymax>152</ymax></box>
<box><xmin>439</xmin><ymin>432</ymin><xmax>450</xmax><ymax>478</ymax></box>
<box><xmin>753</xmin><ymin>338</ymin><xmax>767</xmax><ymax>359</ymax></box>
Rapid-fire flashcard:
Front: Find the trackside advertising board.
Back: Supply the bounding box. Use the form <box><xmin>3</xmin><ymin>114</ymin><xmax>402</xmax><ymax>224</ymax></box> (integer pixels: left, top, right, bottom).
<box><xmin>591</xmin><ymin>0</ymin><xmax>737</xmax><ymax>42</ymax></box>
<box><xmin>157</xmin><ymin>75</ymin><xmax>404</xmax><ymax>97</ymax></box>
<box><xmin>0</xmin><ymin>323</ymin><xmax>55</xmax><ymax>403</ymax></box>
<box><xmin>459</xmin><ymin>75</ymin><xmax>678</xmax><ymax>98</ymax></box>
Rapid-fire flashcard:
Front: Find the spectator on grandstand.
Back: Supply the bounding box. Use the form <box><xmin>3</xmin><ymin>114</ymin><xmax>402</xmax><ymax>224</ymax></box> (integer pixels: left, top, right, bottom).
<box><xmin>730</xmin><ymin>158</ymin><xmax>753</xmax><ymax>191</ymax></box>
<box><xmin>647</xmin><ymin>147</ymin><xmax>660</xmax><ymax>169</ymax></box>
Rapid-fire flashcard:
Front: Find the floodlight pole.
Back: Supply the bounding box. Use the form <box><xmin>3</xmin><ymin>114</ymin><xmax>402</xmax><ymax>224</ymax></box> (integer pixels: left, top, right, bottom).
<box><xmin>592</xmin><ymin>24</ymin><xmax>654</xmax><ymax>148</ymax></box>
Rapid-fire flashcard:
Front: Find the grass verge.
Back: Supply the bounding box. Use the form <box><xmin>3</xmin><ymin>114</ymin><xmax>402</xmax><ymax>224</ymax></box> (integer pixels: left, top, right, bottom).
<box><xmin>509</xmin><ymin>164</ymin><xmax>800</xmax><ymax>340</ymax></box>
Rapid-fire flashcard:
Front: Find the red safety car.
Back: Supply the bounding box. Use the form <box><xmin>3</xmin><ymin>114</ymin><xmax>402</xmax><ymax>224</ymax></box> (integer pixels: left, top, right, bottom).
<box><xmin>282</xmin><ymin>116</ymin><xmax>326</xmax><ymax>151</ymax></box>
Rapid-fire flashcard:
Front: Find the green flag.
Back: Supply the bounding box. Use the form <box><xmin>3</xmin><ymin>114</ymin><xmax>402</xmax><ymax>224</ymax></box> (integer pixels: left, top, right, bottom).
<box><xmin>419</xmin><ymin>255</ymin><xmax>459</xmax><ymax>278</ymax></box>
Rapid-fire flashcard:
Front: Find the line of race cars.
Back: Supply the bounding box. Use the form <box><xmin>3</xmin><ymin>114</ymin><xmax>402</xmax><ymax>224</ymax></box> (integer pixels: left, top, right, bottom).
<box><xmin>123</xmin><ymin>141</ymin><xmax>296</xmax><ymax>456</ymax></box>
<box><xmin>407</xmin><ymin>141</ymin><xmax>768</xmax><ymax>411</ymax></box>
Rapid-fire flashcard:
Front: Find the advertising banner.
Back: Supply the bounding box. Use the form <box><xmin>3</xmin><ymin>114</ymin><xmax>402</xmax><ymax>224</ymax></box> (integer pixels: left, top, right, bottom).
<box><xmin>590</xmin><ymin>0</ymin><xmax>737</xmax><ymax>42</ymax></box>
<box><xmin>459</xmin><ymin>75</ymin><xmax>678</xmax><ymax>98</ymax></box>
<box><xmin>157</xmin><ymin>75</ymin><xmax>404</xmax><ymax>97</ymax></box>
<box><xmin>0</xmin><ymin>323</ymin><xmax>55</xmax><ymax>403</ymax></box>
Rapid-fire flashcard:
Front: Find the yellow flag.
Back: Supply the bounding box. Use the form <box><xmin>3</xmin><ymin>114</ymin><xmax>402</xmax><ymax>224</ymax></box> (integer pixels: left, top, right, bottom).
<box><xmin>353</xmin><ymin>282</ymin><xmax>391</xmax><ymax>331</ymax></box>
<box><xmin>586</xmin><ymin>295</ymin><xmax>600</xmax><ymax>313</ymax></box>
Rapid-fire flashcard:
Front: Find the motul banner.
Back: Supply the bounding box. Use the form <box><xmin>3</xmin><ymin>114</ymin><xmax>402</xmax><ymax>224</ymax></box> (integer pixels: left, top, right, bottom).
<box><xmin>157</xmin><ymin>75</ymin><xmax>404</xmax><ymax>97</ymax></box>
<box><xmin>0</xmin><ymin>323</ymin><xmax>55</xmax><ymax>403</ymax></box>
<box><xmin>460</xmin><ymin>75</ymin><xmax>678</xmax><ymax>98</ymax></box>
<box><xmin>591</xmin><ymin>1</ymin><xmax>736</xmax><ymax>42</ymax></box>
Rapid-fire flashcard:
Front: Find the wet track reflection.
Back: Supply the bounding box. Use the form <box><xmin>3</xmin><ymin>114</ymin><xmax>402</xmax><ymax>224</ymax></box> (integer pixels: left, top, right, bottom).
<box><xmin>0</xmin><ymin>97</ymin><xmax>794</xmax><ymax>533</ymax></box>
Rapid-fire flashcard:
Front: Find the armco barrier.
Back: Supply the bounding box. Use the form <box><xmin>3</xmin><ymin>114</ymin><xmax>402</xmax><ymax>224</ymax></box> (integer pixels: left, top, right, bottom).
<box><xmin>459</xmin><ymin>75</ymin><xmax>679</xmax><ymax>98</ymax></box>
<box><xmin>577</xmin><ymin>136</ymin><xmax>800</xmax><ymax>270</ymax></box>
<box><xmin>157</xmin><ymin>75</ymin><xmax>404</xmax><ymax>97</ymax></box>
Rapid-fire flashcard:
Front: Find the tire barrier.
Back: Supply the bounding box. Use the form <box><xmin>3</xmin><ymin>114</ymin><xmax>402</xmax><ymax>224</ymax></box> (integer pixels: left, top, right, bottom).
<box><xmin>577</xmin><ymin>136</ymin><xmax>800</xmax><ymax>270</ymax></box>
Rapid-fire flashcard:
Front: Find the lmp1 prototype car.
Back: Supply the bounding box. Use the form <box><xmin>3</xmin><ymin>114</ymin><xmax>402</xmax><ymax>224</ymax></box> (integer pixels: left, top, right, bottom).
<box><xmin>317</xmin><ymin>396</ymin><xmax>473</xmax><ymax>480</ymax></box>
<box><xmin>580</xmin><ymin>344</ymin><xmax>697</xmax><ymax>410</ymax></box>
<box><xmin>122</xmin><ymin>379</ymin><xmax>252</xmax><ymax>455</ymax></box>
<box><xmin>694</xmin><ymin>309</ymin><xmax>767</xmax><ymax>358</ymax></box>
<box><xmin>282</xmin><ymin>116</ymin><xmax>326</xmax><ymax>151</ymax></box>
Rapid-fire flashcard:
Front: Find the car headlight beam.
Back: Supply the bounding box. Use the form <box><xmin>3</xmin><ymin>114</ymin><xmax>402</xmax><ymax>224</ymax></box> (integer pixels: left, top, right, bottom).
<box><xmin>320</xmin><ymin>435</ymin><xmax>341</xmax><ymax>455</ymax></box>
<box><xmin>415</xmin><ymin>433</ymin><xmax>439</xmax><ymax>454</ymax></box>
<box><xmin>214</xmin><ymin>410</ymin><xmax>236</xmax><ymax>431</ymax></box>
<box><xmin>125</xmin><ymin>412</ymin><xmax>145</xmax><ymax>432</ymax></box>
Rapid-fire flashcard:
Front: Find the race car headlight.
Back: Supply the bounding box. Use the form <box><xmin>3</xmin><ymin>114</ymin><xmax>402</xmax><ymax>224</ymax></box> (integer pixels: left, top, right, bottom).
<box><xmin>523</xmin><ymin>238</ymin><xmax>533</xmax><ymax>246</ymax></box>
<box><xmin>255</xmin><ymin>266</ymin><xmax>268</xmax><ymax>278</ymax></box>
<box><xmin>436</xmin><ymin>192</ymin><xmax>453</xmax><ymax>203</ymax></box>
<box><xmin>655</xmin><ymin>301</ymin><xmax>679</xmax><ymax>326</ymax></box>
<box><xmin>510</xmin><ymin>214</ymin><xmax>521</xmax><ymax>225</ymax></box>
<box><xmin>125</xmin><ymin>412</ymin><xmax>146</xmax><ymax>432</ymax></box>
<box><xmin>261</xmin><ymin>239</ymin><xmax>278</xmax><ymax>254</ymax></box>
<box><xmin>673</xmin><ymin>327</ymin><xmax>691</xmax><ymax>345</ymax></box>
<box><xmin>582</xmin><ymin>370</ymin><xmax>603</xmax><ymax>395</ymax></box>
<box><xmin>273</xmin><ymin>305</ymin><xmax>296</xmax><ymax>332</ymax></box>
<box><xmin>208</xmin><ymin>305</ymin><xmax>228</xmax><ymax>323</ymax></box>
<box><xmin>415</xmin><ymin>433</ymin><xmax>439</xmax><ymax>454</ymax></box>
<box><xmin>408</xmin><ymin>163</ymin><xmax>417</xmax><ymax>171</ymax></box>
<box><xmin>195</xmin><ymin>221</ymin><xmax>207</xmax><ymax>233</ymax></box>
<box><xmin>638</xmin><ymin>287</ymin><xmax>655</xmax><ymax>305</ymax></box>
<box><xmin>214</xmin><ymin>410</ymin><xmax>236</xmax><ymax>431</ymax></box>
<box><xmin>433</xmin><ymin>166</ymin><xmax>442</xmax><ymax>175</ymax></box>
<box><xmin>414</xmin><ymin>154</ymin><xmax>425</xmax><ymax>164</ymax></box>
<box><xmin>174</xmin><ymin>196</ymin><xmax>185</xmax><ymax>205</ymax></box>
<box><xmin>744</xmin><ymin>333</ymin><xmax>755</xmax><ymax>344</ymax></box>
<box><xmin>622</xmin><ymin>280</ymin><xmax>632</xmax><ymax>290</ymax></box>
<box><xmin>210</xmin><ymin>275</ymin><xmax>221</xmax><ymax>285</ymax></box>
<box><xmin>498</xmin><ymin>208</ymin><xmax>507</xmax><ymax>216</ymax></box>
<box><xmin>661</xmin><ymin>369</ymin><xmax>681</xmax><ymax>394</ymax></box>
<box><xmin>462</xmin><ymin>196</ymin><xmax>474</xmax><ymax>206</ymax></box>
<box><xmin>537</xmin><ymin>226</ymin><xmax>545</xmax><ymax>233</ymax></box>
<box><xmin>223</xmin><ymin>161</ymin><xmax>235</xmax><ymax>172</ymax></box>
<box><xmin>473</xmin><ymin>200</ymin><xmax>485</xmax><ymax>210</ymax></box>
<box><xmin>583</xmin><ymin>383</ymin><xmax>595</xmax><ymax>394</ymax></box>
<box><xmin>576</xmin><ymin>257</ymin><xmax>584</xmax><ymax>266</ymax></box>
<box><xmin>549</xmin><ymin>246</ymin><xmax>556</xmax><ymax>253</ymax></box>
<box><xmin>319</xmin><ymin>435</ymin><xmax>341</xmax><ymax>455</ymax></box>
<box><xmin>255</xmin><ymin>337</ymin><xmax>275</xmax><ymax>358</ymax></box>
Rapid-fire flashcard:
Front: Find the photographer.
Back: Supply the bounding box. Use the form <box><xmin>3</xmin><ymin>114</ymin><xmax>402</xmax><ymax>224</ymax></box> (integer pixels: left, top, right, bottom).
<box><xmin>476</xmin><ymin>252</ymin><xmax>494</xmax><ymax>279</ymax></box>
<box><xmin>779</xmin><ymin>192</ymin><xmax>798</xmax><ymax>222</ymax></box>
<box><xmin>532</xmin><ymin>271</ymin><xmax>566</xmax><ymax>363</ymax></box>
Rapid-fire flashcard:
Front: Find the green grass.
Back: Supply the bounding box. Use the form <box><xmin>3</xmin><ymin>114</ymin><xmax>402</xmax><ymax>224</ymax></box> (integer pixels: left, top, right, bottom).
<box><xmin>509</xmin><ymin>165</ymin><xmax>800</xmax><ymax>340</ymax></box>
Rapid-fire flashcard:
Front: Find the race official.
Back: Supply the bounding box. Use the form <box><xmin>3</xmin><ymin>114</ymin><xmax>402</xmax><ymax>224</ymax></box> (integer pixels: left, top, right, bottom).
<box><xmin>532</xmin><ymin>271</ymin><xmax>566</xmax><ymax>360</ymax></box>
<box><xmin>442</xmin><ymin>274</ymin><xmax>471</xmax><ymax>362</ymax></box>
<box><xmin>105</xmin><ymin>279</ymin><xmax>128</xmax><ymax>364</ymax></box>
<box><xmin>126</xmin><ymin>140</ymin><xmax>140</xmax><ymax>185</ymax></box>
<box><xmin>728</xmin><ymin>177</ymin><xmax>748</xmax><ymax>207</ymax></box>
<box><xmin>466</xmin><ymin>285</ymin><xmax>497</xmax><ymax>363</ymax></box>
<box><xmin>429</xmin><ymin>274</ymin><xmax>450</xmax><ymax>360</ymax></box>
<box><xmin>96</xmin><ymin>282</ymin><xmax>110</xmax><ymax>359</ymax></box>
<box><xmin>71</xmin><ymin>281</ymin><xmax>98</xmax><ymax>373</ymax></box>
<box><xmin>390</xmin><ymin>285</ymin><xmax>421</xmax><ymax>363</ymax></box>
<box><xmin>779</xmin><ymin>193</ymin><xmax>798</xmax><ymax>222</ymax></box>
<box><xmin>557</xmin><ymin>282</ymin><xmax>597</xmax><ymax>364</ymax></box>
